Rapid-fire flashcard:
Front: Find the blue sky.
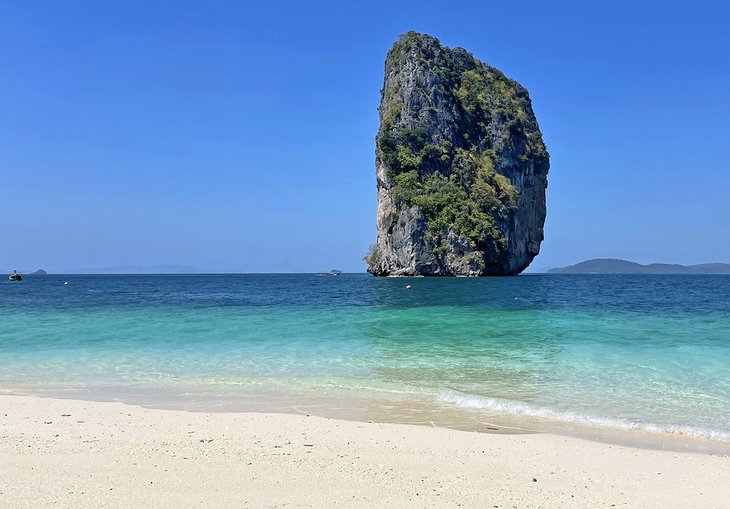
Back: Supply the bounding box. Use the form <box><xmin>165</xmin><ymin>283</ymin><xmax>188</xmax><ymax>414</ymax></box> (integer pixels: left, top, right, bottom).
<box><xmin>1</xmin><ymin>1</ymin><xmax>728</xmax><ymax>272</ymax></box>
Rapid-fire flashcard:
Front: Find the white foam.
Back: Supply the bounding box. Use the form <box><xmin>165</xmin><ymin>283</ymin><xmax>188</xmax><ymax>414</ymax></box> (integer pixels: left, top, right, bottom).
<box><xmin>438</xmin><ymin>389</ymin><xmax>730</xmax><ymax>442</ymax></box>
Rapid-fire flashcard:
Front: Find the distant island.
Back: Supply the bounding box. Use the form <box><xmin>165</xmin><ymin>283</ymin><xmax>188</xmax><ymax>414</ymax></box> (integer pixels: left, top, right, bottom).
<box><xmin>3</xmin><ymin>269</ymin><xmax>47</xmax><ymax>275</ymax></box>
<box><xmin>548</xmin><ymin>259</ymin><xmax>730</xmax><ymax>274</ymax></box>
<box><xmin>67</xmin><ymin>265</ymin><xmax>207</xmax><ymax>274</ymax></box>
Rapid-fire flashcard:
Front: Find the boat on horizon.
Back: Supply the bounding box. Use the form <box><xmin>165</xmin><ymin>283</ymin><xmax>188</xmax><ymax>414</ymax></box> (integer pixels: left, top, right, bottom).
<box><xmin>9</xmin><ymin>270</ymin><xmax>22</xmax><ymax>281</ymax></box>
<box><xmin>327</xmin><ymin>269</ymin><xmax>342</xmax><ymax>276</ymax></box>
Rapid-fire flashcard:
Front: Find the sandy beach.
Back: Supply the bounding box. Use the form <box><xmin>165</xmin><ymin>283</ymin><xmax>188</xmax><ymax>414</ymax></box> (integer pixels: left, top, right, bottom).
<box><xmin>1</xmin><ymin>395</ymin><xmax>728</xmax><ymax>508</ymax></box>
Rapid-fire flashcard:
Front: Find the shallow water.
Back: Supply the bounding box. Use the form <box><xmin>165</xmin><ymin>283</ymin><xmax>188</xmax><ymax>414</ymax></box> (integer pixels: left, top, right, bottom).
<box><xmin>2</xmin><ymin>273</ymin><xmax>729</xmax><ymax>446</ymax></box>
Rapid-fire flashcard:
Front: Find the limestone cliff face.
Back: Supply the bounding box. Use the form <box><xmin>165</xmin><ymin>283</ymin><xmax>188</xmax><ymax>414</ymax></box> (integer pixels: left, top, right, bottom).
<box><xmin>366</xmin><ymin>32</ymin><xmax>549</xmax><ymax>276</ymax></box>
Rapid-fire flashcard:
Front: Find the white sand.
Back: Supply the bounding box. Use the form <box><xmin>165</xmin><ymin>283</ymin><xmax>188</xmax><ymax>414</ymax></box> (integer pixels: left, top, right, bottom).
<box><xmin>1</xmin><ymin>395</ymin><xmax>728</xmax><ymax>508</ymax></box>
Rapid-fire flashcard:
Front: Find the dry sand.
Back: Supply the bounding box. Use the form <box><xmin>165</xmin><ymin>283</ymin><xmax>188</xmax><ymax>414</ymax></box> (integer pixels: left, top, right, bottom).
<box><xmin>1</xmin><ymin>395</ymin><xmax>728</xmax><ymax>508</ymax></box>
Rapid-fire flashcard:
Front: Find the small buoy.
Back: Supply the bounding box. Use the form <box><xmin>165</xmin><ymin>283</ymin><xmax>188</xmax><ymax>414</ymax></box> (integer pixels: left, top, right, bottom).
<box><xmin>405</xmin><ymin>284</ymin><xmax>412</xmax><ymax>289</ymax></box>
<box><xmin>64</xmin><ymin>282</ymin><xmax>68</xmax><ymax>285</ymax></box>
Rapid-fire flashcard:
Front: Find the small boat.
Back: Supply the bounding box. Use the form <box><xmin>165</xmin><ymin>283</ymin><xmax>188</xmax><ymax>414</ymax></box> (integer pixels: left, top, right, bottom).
<box><xmin>327</xmin><ymin>269</ymin><xmax>342</xmax><ymax>276</ymax></box>
<box><xmin>9</xmin><ymin>270</ymin><xmax>22</xmax><ymax>281</ymax></box>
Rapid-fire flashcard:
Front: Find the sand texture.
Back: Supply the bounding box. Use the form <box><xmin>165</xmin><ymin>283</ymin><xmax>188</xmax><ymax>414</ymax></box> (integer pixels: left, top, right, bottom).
<box><xmin>1</xmin><ymin>395</ymin><xmax>728</xmax><ymax>508</ymax></box>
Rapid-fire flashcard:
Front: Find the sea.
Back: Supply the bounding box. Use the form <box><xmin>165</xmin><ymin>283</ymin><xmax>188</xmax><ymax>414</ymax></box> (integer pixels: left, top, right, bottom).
<box><xmin>2</xmin><ymin>273</ymin><xmax>729</xmax><ymax>451</ymax></box>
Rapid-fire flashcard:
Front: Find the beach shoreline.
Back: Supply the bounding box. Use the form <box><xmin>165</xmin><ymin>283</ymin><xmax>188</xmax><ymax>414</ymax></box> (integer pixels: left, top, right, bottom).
<box><xmin>5</xmin><ymin>274</ymin><xmax>730</xmax><ymax>458</ymax></box>
<box><xmin>4</xmin><ymin>383</ymin><xmax>728</xmax><ymax>456</ymax></box>
<box><xmin>1</xmin><ymin>394</ymin><xmax>728</xmax><ymax>508</ymax></box>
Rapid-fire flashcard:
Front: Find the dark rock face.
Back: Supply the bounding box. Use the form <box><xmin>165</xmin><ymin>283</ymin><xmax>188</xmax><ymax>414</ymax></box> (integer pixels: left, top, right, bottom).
<box><xmin>366</xmin><ymin>32</ymin><xmax>549</xmax><ymax>276</ymax></box>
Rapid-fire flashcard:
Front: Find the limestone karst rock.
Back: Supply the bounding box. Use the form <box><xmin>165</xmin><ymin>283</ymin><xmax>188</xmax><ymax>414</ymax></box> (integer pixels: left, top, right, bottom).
<box><xmin>366</xmin><ymin>32</ymin><xmax>549</xmax><ymax>276</ymax></box>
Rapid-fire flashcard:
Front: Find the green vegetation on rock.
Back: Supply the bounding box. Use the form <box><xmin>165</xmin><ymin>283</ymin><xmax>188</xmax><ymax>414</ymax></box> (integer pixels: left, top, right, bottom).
<box><xmin>370</xmin><ymin>31</ymin><xmax>549</xmax><ymax>276</ymax></box>
<box><xmin>390</xmin><ymin>149</ymin><xmax>516</xmax><ymax>257</ymax></box>
<box><xmin>376</xmin><ymin>32</ymin><xmax>546</xmax><ymax>261</ymax></box>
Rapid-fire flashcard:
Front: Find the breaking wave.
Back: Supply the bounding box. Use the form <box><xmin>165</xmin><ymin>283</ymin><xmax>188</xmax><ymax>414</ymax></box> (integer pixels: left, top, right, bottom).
<box><xmin>438</xmin><ymin>389</ymin><xmax>730</xmax><ymax>442</ymax></box>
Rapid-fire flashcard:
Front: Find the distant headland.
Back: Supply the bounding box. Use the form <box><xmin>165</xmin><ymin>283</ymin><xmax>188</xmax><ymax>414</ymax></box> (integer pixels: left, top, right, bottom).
<box><xmin>547</xmin><ymin>259</ymin><xmax>730</xmax><ymax>274</ymax></box>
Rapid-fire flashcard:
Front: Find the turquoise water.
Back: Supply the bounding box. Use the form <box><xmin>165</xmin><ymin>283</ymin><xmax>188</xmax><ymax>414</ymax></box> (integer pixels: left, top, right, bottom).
<box><xmin>2</xmin><ymin>274</ymin><xmax>729</xmax><ymax>442</ymax></box>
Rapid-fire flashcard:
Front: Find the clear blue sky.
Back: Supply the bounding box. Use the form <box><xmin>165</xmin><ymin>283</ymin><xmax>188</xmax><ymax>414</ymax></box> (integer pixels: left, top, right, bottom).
<box><xmin>2</xmin><ymin>1</ymin><xmax>729</xmax><ymax>273</ymax></box>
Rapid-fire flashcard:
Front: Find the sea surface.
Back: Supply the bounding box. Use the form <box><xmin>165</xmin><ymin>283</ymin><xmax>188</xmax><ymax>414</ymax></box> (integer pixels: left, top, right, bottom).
<box><xmin>2</xmin><ymin>274</ymin><xmax>729</xmax><ymax>447</ymax></box>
